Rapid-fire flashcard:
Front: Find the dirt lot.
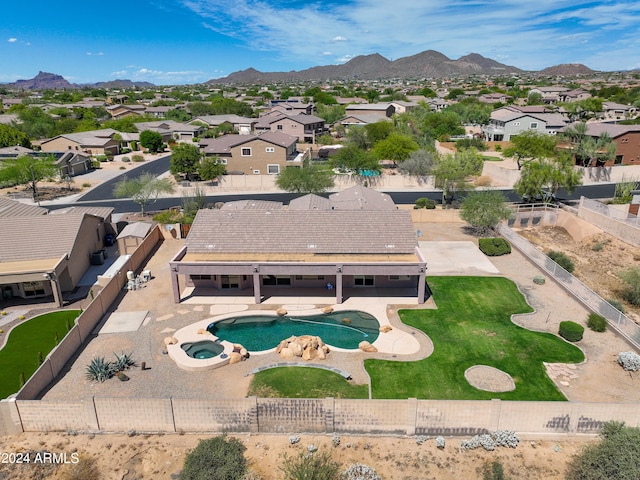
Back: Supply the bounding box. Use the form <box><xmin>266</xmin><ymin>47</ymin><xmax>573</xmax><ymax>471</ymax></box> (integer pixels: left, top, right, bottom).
<box><xmin>516</xmin><ymin>225</ymin><xmax>640</xmax><ymax>322</ymax></box>
<box><xmin>0</xmin><ymin>431</ymin><xmax>588</xmax><ymax>480</ymax></box>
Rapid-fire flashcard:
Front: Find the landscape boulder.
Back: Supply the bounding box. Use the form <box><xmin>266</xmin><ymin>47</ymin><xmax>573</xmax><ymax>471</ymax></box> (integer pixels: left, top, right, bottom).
<box><xmin>359</xmin><ymin>340</ymin><xmax>378</xmax><ymax>353</ymax></box>
<box><xmin>277</xmin><ymin>335</ymin><xmax>329</xmax><ymax>360</ymax></box>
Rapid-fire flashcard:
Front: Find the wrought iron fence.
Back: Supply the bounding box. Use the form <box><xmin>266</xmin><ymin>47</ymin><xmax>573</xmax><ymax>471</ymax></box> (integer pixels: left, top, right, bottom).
<box><xmin>498</xmin><ymin>223</ymin><xmax>640</xmax><ymax>350</ymax></box>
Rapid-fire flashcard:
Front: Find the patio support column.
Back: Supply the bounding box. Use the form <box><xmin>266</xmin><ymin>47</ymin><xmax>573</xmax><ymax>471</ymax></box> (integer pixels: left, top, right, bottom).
<box><xmin>170</xmin><ymin>268</ymin><xmax>181</xmax><ymax>303</ymax></box>
<box><xmin>50</xmin><ymin>278</ymin><xmax>63</xmax><ymax>308</ymax></box>
<box><xmin>253</xmin><ymin>266</ymin><xmax>261</xmax><ymax>304</ymax></box>
<box><xmin>417</xmin><ymin>267</ymin><xmax>426</xmax><ymax>304</ymax></box>
<box><xmin>335</xmin><ymin>266</ymin><xmax>343</xmax><ymax>304</ymax></box>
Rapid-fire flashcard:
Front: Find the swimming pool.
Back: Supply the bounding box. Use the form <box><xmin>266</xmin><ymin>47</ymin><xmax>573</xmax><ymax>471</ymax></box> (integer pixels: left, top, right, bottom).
<box><xmin>181</xmin><ymin>340</ymin><xmax>225</xmax><ymax>359</ymax></box>
<box><xmin>207</xmin><ymin>310</ymin><xmax>380</xmax><ymax>351</ymax></box>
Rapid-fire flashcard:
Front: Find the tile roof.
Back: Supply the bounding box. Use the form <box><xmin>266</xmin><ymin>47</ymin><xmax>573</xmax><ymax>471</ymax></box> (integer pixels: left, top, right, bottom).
<box><xmin>220</xmin><ymin>200</ymin><xmax>284</xmax><ymax>210</ymax></box>
<box><xmin>288</xmin><ymin>194</ymin><xmax>331</xmax><ymax>211</ymax></box>
<box><xmin>0</xmin><ymin>214</ymin><xmax>86</xmax><ymax>263</ymax></box>
<box><xmin>186</xmin><ymin>209</ymin><xmax>417</xmax><ymax>255</ymax></box>
<box><xmin>117</xmin><ymin>221</ymin><xmax>154</xmax><ymax>239</ymax></box>
<box><xmin>0</xmin><ymin>198</ymin><xmax>48</xmax><ymax>218</ymax></box>
<box><xmin>329</xmin><ymin>186</ymin><xmax>396</xmax><ymax>210</ymax></box>
<box><xmin>47</xmin><ymin>206</ymin><xmax>113</xmax><ymax>220</ymax></box>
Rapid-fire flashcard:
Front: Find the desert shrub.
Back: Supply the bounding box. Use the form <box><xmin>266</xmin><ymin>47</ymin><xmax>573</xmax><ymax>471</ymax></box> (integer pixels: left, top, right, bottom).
<box><xmin>96</xmin><ymin>155</ymin><xmax>108</xmax><ymax>163</ymax></box>
<box><xmin>618</xmin><ymin>267</ymin><xmax>640</xmax><ymax>306</ymax></box>
<box><xmin>415</xmin><ymin>197</ymin><xmax>437</xmax><ymax>209</ymax></box>
<box><xmin>475</xmin><ymin>175</ymin><xmax>492</xmax><ymax>186</ymax></box>
<box><xmin>494</xmin><ymin>144</ymin><xmax>502</xmax><ymax>152</ymax></box>
<box><xmin>547</xmin><ymin>251</ymin><xmax>575</xmax><ymax>273</ymax></box>
<box><xmin>85</xmin><ymin>356</ymin><xmax>113</xmax><ymax>382</ymax></box>
<box><xmin>617</xmin><ymin>351</ymin><xmax>640</xmax><ymax>371</ymax></box>
<box><xmin>280</xmin><ymin>450</ymin><xmax>340</xmax><ymax>480</ymax></box>
<box><xmin>132</xmin><ymin>154</ymin><xmax>145</xmax><ymax>162</ymax></box>
<box><xmin>482</xmin><ymin>460</ymin><xmax>507</xmax><ymax>480</ymax></box>
<box><xmin>591</xmin><ymin>242</ymin><xmax>603</xmax><ymax>252</ymax></box>
<box><xmin>565</xmin><ymin>422</ymin><xmax>640</xmax><ymax>480</ymax></box>
<box><xmin>608</xmin><ymin>299</ymin><xmax>625</xmax><ymax>313</ymax></box>
<box><xmin>61</xmin><ymin>455</ymin><xmax>101</xmax><ymax>480</ymax></box>
<box><xmin>587</xmin><ymin>313</ymin><xmax>607</xmax><ymax>332</ymax></box>
<box><xmin>478</xmin><ymin>237</ymin><xmax>511</xmax><ymax>256</ymax></box>
<box><xmin>559</xmin><ymin>321</ymin><xmax>584</xmax><ymax>342</ymax></box>
<box><xmin>181</xmin><ymin>435</ymin><xmax>247</xmax><ymax>480</ymax></box>
<box><xmin>532</xmin><ymin>275</ymin><xmax>546</xmax><ymax>285</ymax></box>
<box><xmin>121</xmin><ymin>156</ymin><xmax>131</xmax><ymax>163</ymax></box>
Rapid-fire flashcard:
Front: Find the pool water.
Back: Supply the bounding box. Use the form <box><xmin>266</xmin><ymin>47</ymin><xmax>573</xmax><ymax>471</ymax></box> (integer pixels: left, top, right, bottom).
<box><xmin>207</xmin><ymin>310</ymin><xmax>380</xmax><ymax>351</ymax></box>
<box><xmin>181</xmin><ymin>340</ymin><xmax>224</xmax><ymax>359</ymax></box>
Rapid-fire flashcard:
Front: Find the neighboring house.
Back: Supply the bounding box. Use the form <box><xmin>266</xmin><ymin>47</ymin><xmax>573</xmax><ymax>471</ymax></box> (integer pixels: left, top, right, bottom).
<box><xmin>134</xmin><ymin>120</ymin><xmax>204</xmax><ymax>142</ymax></box>
<box><xmin>144</xmin><ymin>106</ymin><xmax>174</xmax><ymax>118</ymax></box>
<box><xmin>268</xmin><ymin>102</ymin><xmax>315</xmax><ymax>116</ymax></box>
<box><xmin>424</xmin><ymin>97</ymin><xmax>450</xmax><ymax>111</ymax></box>
<box><xmin>482</xmin><ymin>106</ymin><xmax>569</xmax><ymax>141</ymax></box>
<box><xmin>55</xmin><ymin>151</ymin><xmax>93</xmax><ymax>177</ymax></box>
<box><xmin>478</xmin><ymin>93</ymin><xmax>512</xmax><ymax>104</ymax></box>
<box><xmin>168</xmin><ymin>207</ymin><xmax>428</xmax><ymax>305</ymax></box>
<box><xmin>199</xmin><ymin>131</ymin><xmax>301</xmax><ymax>175</ymax></box>
<box><xmin>0</xmin><ymin>146</ymin><xmax>35</xmax><ymax>157</ymax></box>
<box><xmin>339</xmin><ymin>113</ymin><xmax>391</xmax><ymax>128</ymax></box>
<box><xmin>0</xmin><ymin>201</ymin><xmax>114</xmax><ymax>307</ymax></box>
<box><xmin>559</xmin><ymin>89</ymin><xmax>591</xmax><ymax>103</ymax></box>
<box><xmin>601</xmin><ymin>102</ymin><xmax>638</xmax><ymax>121</ymax></box>
<box><xmin>268</xmin><ymin>114</ymin><xmax>326</xmax><ymax>143</ymax></box>
<box><xmin>105</xmin><ymin>104</ymin><xmax>143</xmax><ymax>120</ymax></box>
<box><xmin>40</xmin><ymin>129</ymin><xmax>121</xmax><ymax>156</ymax></box>
<box><xmin>288</xmin><ymin>186</ymin><xmax>397</xmax><ymax>211</ymax></box>
<box><xmin>188</xmin><ymin>115</ymin><xmax>257</xmax><ymax>135</ymax></box>
<box><xmin>345</xmin><ymin>103</ymin><xmax>395</xmax><ymax>118</ymax></box>
<box><xmin>569</xmin><ymin>123</ymin><xmax>640</xmax><ymax>166</ymax></box>
<box><xmin>1</xmin><ymin>98</ymin><xmax>23</xmax><ymax>110</ymax></box>
<box><xmin>0</xmin><ymin>114</ymin><xmax>19</xmax><ymax>125</ymax></box>
<box><xmin>336</xmin><ymin>97</ymin><xmax>368</xmax><ymax>105</ymax></box>
<box><xmin>389</xmin><ymin>100</ymin><xmax>419</xmax><ymax>113</ymax></box>
<box><xmin>528</xmin><ymin>86</ymin><xmax>570</xmax><ymax>103</ymax></box>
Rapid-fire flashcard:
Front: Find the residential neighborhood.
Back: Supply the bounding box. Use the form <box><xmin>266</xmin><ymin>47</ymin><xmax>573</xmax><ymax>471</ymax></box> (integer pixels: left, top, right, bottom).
<box><xmin>2</xmin><ymin>63</ymin><xmax>640</xmax><ymax>479</ymax></box>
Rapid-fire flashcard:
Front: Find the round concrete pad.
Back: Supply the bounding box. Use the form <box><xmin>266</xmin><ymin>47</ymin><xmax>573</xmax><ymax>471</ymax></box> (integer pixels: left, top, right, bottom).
<box><xmin>419</xmin><ymin>241</ymin><xmax>501</xmax><ymax>275</ymax></box>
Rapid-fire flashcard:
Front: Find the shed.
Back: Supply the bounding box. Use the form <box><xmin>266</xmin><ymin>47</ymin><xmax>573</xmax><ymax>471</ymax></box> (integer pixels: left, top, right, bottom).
<box><xmin>117</xmin><ymin>222</ymin><xmax>154</xmax><ymax>255</ymax></box>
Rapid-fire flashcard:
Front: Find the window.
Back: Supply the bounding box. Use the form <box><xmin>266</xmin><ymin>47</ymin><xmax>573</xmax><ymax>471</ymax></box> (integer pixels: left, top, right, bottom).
<box><xmin>389</xmin><ymin>275</ymin><xmax>411</xmax><ymax>281</ymax></box>
<box><xmin>615</xmin><ymin>155</ymin><xmax>624</xmax><ymax>165</ymax></box>
<box><xmin>241</xmin><ymin>147</ymin><xmax>252</xmax><ymax>156</ymax></box>
<box><xmin>354</xmin><ymin>275</ymin><xmax>374</xmax><ymax>286</ymax></box>
<box><xmin>216</xmin><ymin>158</ymin><xmax>228</xmax><ymax>164</ymax></box>
<box><xmin>190</xmin><ymin>274</ymin><xmax>212</xmax><ymax>280</ymax></box>
<box><xmin>277</xmin><ymin>125</ymin><xmax>283</xmax><ymax>130</ymax></box>
<box><xmin>529</xmin><ymin>122</ymin><xmax>538</xmax><ymax>129</ymax></box>
<box><xmin>267</xmin><ymin>164</ymin><xmax>280</xmax><ymax>175</ymax></box>
<box><xmin>295</xmin><ymin>275</ymin><xmax>325</xmax><ymax>280</ymax></box>
<box><xmin>265</xmin><ymin>147</ymin><xmax>275</xmax><ymax>153</ymax></box>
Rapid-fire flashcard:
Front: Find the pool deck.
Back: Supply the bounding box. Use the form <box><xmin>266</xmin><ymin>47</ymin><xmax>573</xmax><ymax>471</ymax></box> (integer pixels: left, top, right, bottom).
<box><xmin>38</xmin><ymin>238</ymin><xmax>437</xmax><ymax>401</ymax></box>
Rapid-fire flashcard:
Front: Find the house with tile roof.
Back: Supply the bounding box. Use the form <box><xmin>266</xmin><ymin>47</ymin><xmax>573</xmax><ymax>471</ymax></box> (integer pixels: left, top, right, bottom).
<box><xmin>565</xmin><ymin>123</ymin><xmax>640</xmax><ymax>166</ymax></box>
<box><xmin>199</xmin><ymin>131</ymin><xmax>302</xmax><ymax>175</ymax></box>
<box><xmin>169</xmin><ymin>207</ymin><xmax>427</xmax><ymax>305</ymax></box>
<box><xmin>39</xmin><ymin>129</ymin><xmax>120</xmax><ymax>156</ymax></box>
<box><xmin>0</xmin><ymin>199</ymin><xmax>114</xmax><ymax>307</ymax></box>
<box><xmin>188</xmin><ymin>115</ymin><xmax>258</xmax><ymax>135</ymax></box>
<box><xmin>481</xmin><ymin>106</ymin><xmax>569</xmax><ymax>141</ymax></box>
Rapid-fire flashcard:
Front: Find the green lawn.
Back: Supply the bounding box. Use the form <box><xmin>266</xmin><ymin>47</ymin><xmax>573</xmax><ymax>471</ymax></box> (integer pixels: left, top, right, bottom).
<box><xmin>0</xmin><ymin>310</ymin><xmax>81</xmax><ymax>399</ymax></box>
<box><xmin>365</xmin><ymin>277</ymin><xmax>584</xmax><ymax>400</ymax></box>
<box><xmin>248</xmin><ymin>366</ymin><xmax>368</xmax><ymax>399</ymax></box>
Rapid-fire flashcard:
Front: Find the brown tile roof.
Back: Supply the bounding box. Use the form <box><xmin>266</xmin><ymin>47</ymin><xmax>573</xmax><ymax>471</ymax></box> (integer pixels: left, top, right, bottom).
<box><xmin>0</xmin><ymin>198</ymin><xmax>48</xmax><ymax>218</ymax></box>
<box><xmin>47</xmin><ymin>206</ymin><xmax>113</xmax><ymax>220</ymax></box>
<box><xmin>288</xmin><ymin>194</ymin><xmax>331</xmax><ymax>211</ymax></box>
<box><xmin>0</xmin><ymin>214</ymin><xmax>87</xmax><ymax>263</ymax></box>
<box><xmin>329</xmin><ymin>186</ymin><xmax>396</xmax><ymax>210</ymax></box>
<box><xmin>186</xmin><ymin>209</ymin><xmax>417</xmax><ymax>255</ymax></box>
<box><xmin>220</xmin><ymin>200</ymin><xmax>284</xmax><ymax>210</ymax></box>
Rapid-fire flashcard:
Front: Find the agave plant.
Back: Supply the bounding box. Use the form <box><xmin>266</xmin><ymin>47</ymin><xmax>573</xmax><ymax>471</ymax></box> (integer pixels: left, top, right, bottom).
<box><xmin>113</xmin><ymin>352</ymin><xmax>137</xmax><ymax>372</ymax></box>
<box><xmin>85</xmin><ymin>356</ymin><xmax>113</xmax><ymax>383</ymax></box>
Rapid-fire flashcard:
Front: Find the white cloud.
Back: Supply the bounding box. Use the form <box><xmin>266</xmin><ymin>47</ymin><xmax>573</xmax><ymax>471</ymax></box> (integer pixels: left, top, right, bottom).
<box><xmin>177</xmin><ymin>0</ymin><xmax>640</xmax><ymax>71</ymax></box>
<box><xmin>8</xmin><ymin>38</ymin><xmax>17</xmax><ymax>43</ymax></box>
<box><xmin>86</xmin><ymin>52</ymin><xmax>105</xmax><ymax>56</ymax></box>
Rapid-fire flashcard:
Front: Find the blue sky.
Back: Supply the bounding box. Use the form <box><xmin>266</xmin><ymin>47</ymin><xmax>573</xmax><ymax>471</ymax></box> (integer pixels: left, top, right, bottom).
<box><xmin>2</xmin><ymin>0</ymin><xmax>639</xmax><ymax>85</ymax></box>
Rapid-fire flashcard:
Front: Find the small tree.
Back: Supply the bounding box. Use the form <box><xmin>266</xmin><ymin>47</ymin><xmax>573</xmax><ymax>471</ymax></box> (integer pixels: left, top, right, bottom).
<box><xmin>565</xmin><ymin>422</ymin><xmax>640</xmax><ymax>480</ymax></box>
<box><xmin>180</xmin><ymin>435</ymin><xmax>247</xmax><ymax>480</ymax></box>
<box><xmin>0</xmin><ymin>155</ymin><xmax>58</xmax><ymax>203</ymax></box>
<box><xmin>113</xmin><ymin>173</ymin><xmax>175</xmax><ymax>215</ymax></box>
<box><xmin>398</xmin><ymin>149</ymin><xmax>437</xmax><ymax>183</ymax></box>
<box><xmin>276</xmin><ymin>165</ymin><xmax>334</xmax><ymax>194</ymax></box>
<box><xmin>170</xmin><ymin>142</ymin><xmax>202</xmax><ymax>180</ymax></box>
<box><xmin>198</xmin><ymin>157</ymin><xmax>226</xmax><ymax>183</ymax></box>
<box><xmin>139</xmin><ymin>130</ymin><xmax>164</xmax><ymax>153</ymax></box>
<box><xmin>460</xmin><ymin>191</ymin><xmax>512</xmax><ymax>234</ymax></box>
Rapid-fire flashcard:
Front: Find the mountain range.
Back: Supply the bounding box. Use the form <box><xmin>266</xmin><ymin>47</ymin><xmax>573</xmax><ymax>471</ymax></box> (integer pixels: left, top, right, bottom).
<box><xmin>206</xmin><ymin>51</ymin><xmax>596</xmax><ymax>83</ymax></box>
<box><xmin>1</xmin><ymin>50</ymin><xmax>598</xmax><ymax>90</ymax></box>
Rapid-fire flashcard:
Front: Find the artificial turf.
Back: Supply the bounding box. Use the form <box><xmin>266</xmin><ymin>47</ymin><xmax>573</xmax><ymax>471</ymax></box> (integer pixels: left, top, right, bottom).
<box><xmin>0</xmin><ymin>310</ymin><xmax>81</xmax><ymax>399</ymax></box>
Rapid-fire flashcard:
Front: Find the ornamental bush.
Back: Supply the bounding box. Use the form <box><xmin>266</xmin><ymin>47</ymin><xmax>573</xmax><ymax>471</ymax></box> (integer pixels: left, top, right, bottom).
<box><xmin>478</xmin><ymin>238</ymin><xmax>511</xmax><ymax>256</ymax></box>
<box><xmin>617</xmin><ymin>351</ymin><xmax>640</xmax><ymax>371</ymax></box>
<box><xmin>547</xmin><ymin>251</ymin><xmax>575</xmax><ymax>273</ymax></box>
<box><xmin>415</xmin><ymin>197</ymin><xmax>437</xmax><ymax>209</ymax></box>
<box><xmin>587</xmin><ymin>313</ymin><xmax>607</xmax><ymax>332</ymax></box>
<box><xmin>559</xmin><ymin>321</ymin><xmax>584</xmax><ymax>342</ymax></box>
